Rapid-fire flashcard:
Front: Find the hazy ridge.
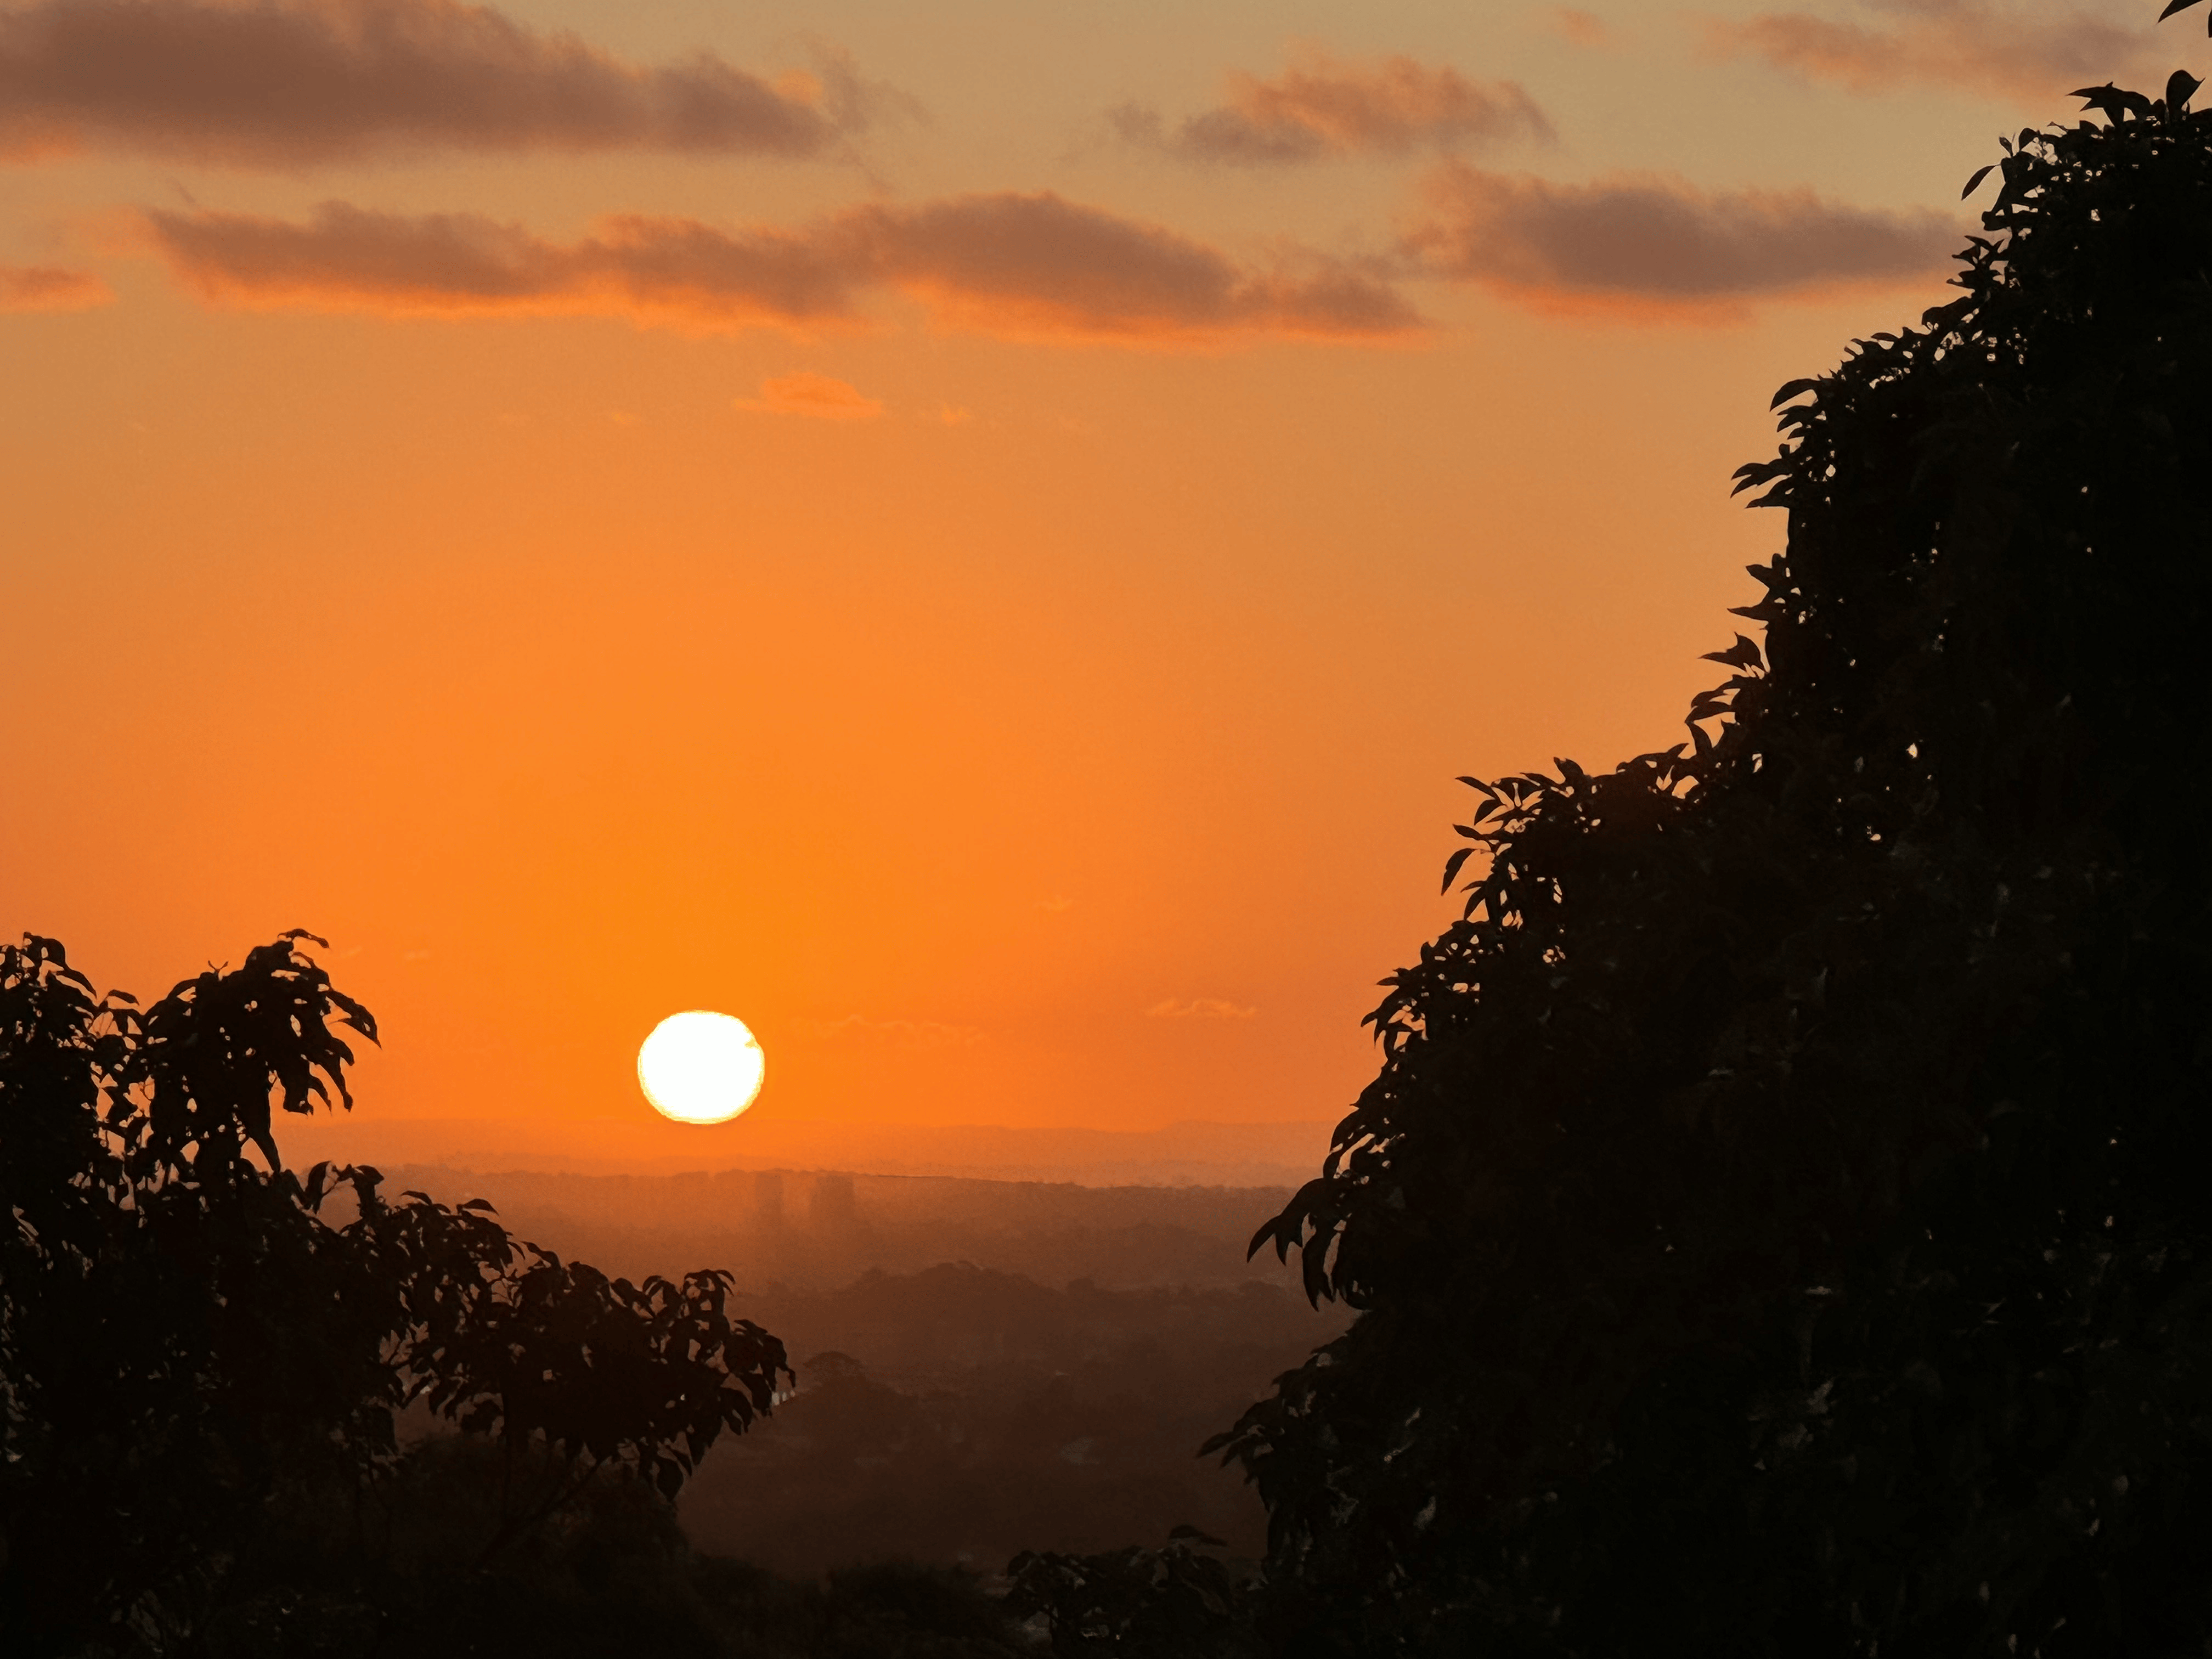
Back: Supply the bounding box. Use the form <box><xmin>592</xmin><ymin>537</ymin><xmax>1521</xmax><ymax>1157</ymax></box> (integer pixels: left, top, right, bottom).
<box><xmin>370</xmin><ymin>1162</ymin><xmax>1310</xmax><ymax>1293</ymax></box>
<box><xmin>353</xmin><ymin>1162</ymin><xmax>1351</xmax><ymax>1574</ymax></box>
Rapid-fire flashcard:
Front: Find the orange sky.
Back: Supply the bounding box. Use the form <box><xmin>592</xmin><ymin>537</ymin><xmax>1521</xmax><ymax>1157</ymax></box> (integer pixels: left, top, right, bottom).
<box><xmin>3</xmin><ymin>1</ymin><xmax>2202</xmax><ymax>1159</ymax></box>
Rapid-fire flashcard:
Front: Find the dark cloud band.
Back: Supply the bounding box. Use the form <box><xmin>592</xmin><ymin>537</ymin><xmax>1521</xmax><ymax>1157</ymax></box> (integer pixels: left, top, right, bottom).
<box><xmin>1407</xmin><ymin>161</ymin><xmax>1954</xmax><ymax>310</ymax></box>
<box><xmin>143</xmin><ymin>193</ymin><xmax>1424</xmax><ymax>344</ymax></box>
<box><xmin>0</xmin><ymin>0</ymin><xmax>870</xmax><ymax>164</ymax></box>
<box><xmin>1702</xmin><ymin>3</ymin><xmax>2156</xmax><ymax>105</ymax></box>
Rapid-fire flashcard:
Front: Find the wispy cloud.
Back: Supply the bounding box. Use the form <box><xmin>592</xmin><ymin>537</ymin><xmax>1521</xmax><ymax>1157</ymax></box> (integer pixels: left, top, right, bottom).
<box><xmin>0</xmin><ymin>263</ymin><xmax>112</xmax><ymax>310</ymax></box>
<box><xmin>736</xmin><ymin>370</ymin><xmax>884</xmax><ymax>420</ymax></box>
<box><xmin>1146</xmin><ymin>997</ymin><xmax>1259</xmax><ymax>1020</ymax></box>
<box><xmin>0</xmin><ymin>0</ymin><xmax>888</xmax><ymax>165</ymax></box>
<box><xmin>1700</xmin><ymin>2</ymin><xmax>2158</xmax><ymax>106</ymax></box>
<box><xmin>1405</xmin><ymin>160</ymin><xmax>1953</xmax><ymax>317</ymax></box>
<box><xmin>1549</xmin><ymin>9</ymin><xmax>1615</xmax><ymax>50</ymax></box>
<box><xmin>142</xmin><ymin>193</ymin><xmax>1423</xmax><ymax>345</ymax></box>
<box><xmin>1115</xmin><ymin>49</ymin><xmax>1551</xmax><ymax>165</ymax></box>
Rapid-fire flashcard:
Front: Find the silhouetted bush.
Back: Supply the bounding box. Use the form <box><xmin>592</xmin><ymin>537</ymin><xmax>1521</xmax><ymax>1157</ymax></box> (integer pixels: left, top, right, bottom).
<box><xmin>1211</xmin><ymin>67</ymin><xmax>2212</xmax><ymax>1658</ymax></box>
<box><xmin>1008</xmin><ymin>1528</ymin><xmax>1262</xmax><ymax>1658</ymax></box>
<box><xmin>0</xmin><ymin>934</ymin><xmax>785</xmax><ymax>1655</ymax></box>
<box><xmin>196</xmin><ymin>1436</ymin><xmax>1032</xmax><ymax>1658</ymax></box>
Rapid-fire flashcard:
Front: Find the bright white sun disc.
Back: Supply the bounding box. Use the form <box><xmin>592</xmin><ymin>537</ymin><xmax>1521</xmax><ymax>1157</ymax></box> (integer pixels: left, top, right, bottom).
<box><xmin>638</xmin><ymin>1011</ymin><xmax>765</xmax><ymax>1125</ymax></box>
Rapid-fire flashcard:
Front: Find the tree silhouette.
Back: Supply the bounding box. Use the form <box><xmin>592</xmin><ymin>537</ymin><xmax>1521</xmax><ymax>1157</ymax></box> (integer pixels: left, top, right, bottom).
<box><xmin>1210</xmin><ymin>64</ymin><xmax>2212</xmax><ymax>1658</ymax></box>
<box><xmin>0</xmin><ymin>932</ymin><xmax>787</xmax><ymax>1654</ymax></box>
<box><xmin>1008</xmin><ymin>1526</ymin><xmax>1262</xmax><ymax>1658</ymax></box>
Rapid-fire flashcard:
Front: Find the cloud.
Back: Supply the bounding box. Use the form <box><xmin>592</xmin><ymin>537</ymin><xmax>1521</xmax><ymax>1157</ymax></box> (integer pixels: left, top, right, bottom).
<box><xmin>1405</xmin><ymin>160</ymin><xmax>1954</xmax><ymax>317</ymax></box>
<box><xmin>143</xmin><ymin>201</ymin><xmax>856</xmax><ymax>327</ymax></box>
<box><xmin>1700</xmin><ymin>2</ymin><xmax>2158</xmax><ymax>106</ymax></box>
<box><xmin>142</xmin><ymin>192</ymin><xmax>1423</xmax><ymax>345</ymax></box>
<box><xmin>0</xmin><ymin>263</ymin><xmax>112</xmax><ymax>310</ymax></box>
<box><xmin>838</xmin><ymin>191</ymin><xmax>1419</xmax><ymax>341</ymax></box>
<box><xmin>1146</xmin><ymin>997</ymin><xmax>1259</xmax><ymax>1020</ymax></box>
<box><xmin>0</xmin><ymin>0</ymin><xmax>883</xmax><ymax>165</ymax></box>
<box><xmin>1549</xmin><ymin>9</ymin><xmax>1615</xmax><ymax>49</ymax></box>
<box><xmin>1115</xmin><ymin>49</ymin><xmax>1552</xmax><ymax>164</ymax></box>
<box><xmin>737</xmin><ymin>370</ymin><xmax>884</xmax><ymax>420</ymax></box>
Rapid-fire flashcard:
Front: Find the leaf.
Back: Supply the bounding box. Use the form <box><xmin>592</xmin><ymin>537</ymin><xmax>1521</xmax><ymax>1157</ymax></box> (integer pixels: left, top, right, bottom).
<box><xmin>2157</xmin><ymin>0</ymin><xmax>2203</xmax><ymax>19</ymax></box>
<box><xmin>2071</xmin><ymin>84</ymin><xmax>2154</xmax><ymax>121</ymax></box>
<box><xmin>1700</xmin><ymin>634</ymin><xmax>1765</xmax><ymax>672</ymax></box>
<box><xmin>1441</xmin><ymin>847</ymin><xmax>1475</xmax><ymax>894</ymax></box>
<box><xmin>1768</xmin><ymin>378</ymin><xmax>1821</xmax><ymax>410</ymax></box>
<box><xmin>2166</xmin><ymin>69</ymin><xmax>2203</xmax><ymax>110</ymax></box>
<box><xmin>1961</xmin><ymin>164</ymin><xmax>1996</xmax><ymax>200</ymax></box>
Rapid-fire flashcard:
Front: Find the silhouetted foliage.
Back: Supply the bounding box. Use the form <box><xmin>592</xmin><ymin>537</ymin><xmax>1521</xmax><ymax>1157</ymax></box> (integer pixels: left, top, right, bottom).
<box><xmin>1008</xmin><ymin>1527</ymin><xmax>1262</xmax><ymax>1658</ymax></box>
<box><xmin>190</xmin><ymin>1435</ymin><xmax>1031</xmax><ymax>1659</ymax></box>
<box><xmin>1210</xmin><ymin>66</ymin><xmax>2212</xmax><ymax>1658</ymax></box>
<box><xmin>0</xmin><ymin>932</ymin><xmax>787</xmax><ymax>1654</ymax></box>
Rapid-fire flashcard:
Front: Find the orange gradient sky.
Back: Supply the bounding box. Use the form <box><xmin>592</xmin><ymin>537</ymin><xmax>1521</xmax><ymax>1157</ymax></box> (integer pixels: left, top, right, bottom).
<box><xmin>3</xmin><ymin>0</ymin><xmax>2202</xmax><ymax>1158</ymax></box>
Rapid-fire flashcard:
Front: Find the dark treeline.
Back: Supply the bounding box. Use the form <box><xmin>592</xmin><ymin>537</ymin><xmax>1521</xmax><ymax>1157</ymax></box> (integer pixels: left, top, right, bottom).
<box><xmin>683</xmin><ymin>1266</ymin><xmax>1341</xmax><ymax>1574</ymax></box>
<box><xmin>1181</xmin><ymin>59</ymin><xmax>2212</xmax><ymax>1659</ymax></box>
<box><xmin>8</xmin><ymin>36</ymin><xmax>2212</xmax><ymax>1659</ymax></box>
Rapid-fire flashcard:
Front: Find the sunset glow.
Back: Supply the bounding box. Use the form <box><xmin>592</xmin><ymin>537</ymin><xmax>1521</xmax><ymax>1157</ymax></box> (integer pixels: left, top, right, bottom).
<box><xmin>4</xmin><ymin>0</ymin><xmax>2200</xmax><ymax>1171</ymax></box>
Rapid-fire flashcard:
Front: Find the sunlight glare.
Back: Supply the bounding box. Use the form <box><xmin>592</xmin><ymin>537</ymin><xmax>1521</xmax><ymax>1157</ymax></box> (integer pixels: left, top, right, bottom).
<box><xmin>637</xmin><ymin>1011</ymin><xmax>765</xmax><ymax>1124</ymax></box>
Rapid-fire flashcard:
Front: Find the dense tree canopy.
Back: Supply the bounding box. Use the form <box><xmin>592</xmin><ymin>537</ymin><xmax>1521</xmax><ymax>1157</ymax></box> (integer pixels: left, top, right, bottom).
<box><xmin>1210</xmin><ymin>65</ymin><xmax>2212</xmax><ymax>1658</ymax></box>
<box><xmin>0</xmin><ymin>932</ymin><xmax>787</xmax><ymax>1654</ymax></box>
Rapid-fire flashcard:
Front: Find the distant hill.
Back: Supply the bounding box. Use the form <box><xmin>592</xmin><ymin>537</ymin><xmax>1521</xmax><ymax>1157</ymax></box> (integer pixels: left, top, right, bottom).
<box><xmin>325</xmin><ymin>1165</ymin><xmax>1356</xmax><ymax>1574</ymax></box>
<box><xmin>366</xmin><ymin>1161</ymin><xmax>1311</xmax><ymax>1292</ymax></box>
<box><xmin>677</xmin><ymin>1263</ymin><xmax>1351</xmax><ymax>1576</ymax></box>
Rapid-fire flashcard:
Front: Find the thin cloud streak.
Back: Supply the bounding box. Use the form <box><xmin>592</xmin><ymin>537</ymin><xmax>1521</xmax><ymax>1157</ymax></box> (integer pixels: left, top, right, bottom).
<box><xmin>1146</xmin><ymin>998</ymin><xmax>1259</xmax><ymax>1020</ymax></box>
<box><xmin>1406</xmin><ymin>161</ymin><xmax>1953</xmax><ymax>315</ymax></box>
<box><xmin>737</xmin><ymin>370</ymin><xmax>885</xmax><ymax>420</ymax></box>
<box><xmin>0</xmin><ymin>263</ymin><xmax>113</xmax><ymax>310</ymax></box>
<box><xmin>144</xmin><ymin>202</ymin><xmax>854</xmax><ymax>326</ymax></box>
<box><xmin>142</xmin><ymin>194</ymin><xmax>1423</xmax><ymax>345</ymax></box>
<box><xmin>0</xmin><ymin>0</ymin><xmax>879</xmax><ymax>165</ymax></box>
<box><xmin>1549</xmin><ymin>9</ymin><xmax>1614</xmax><ymax>50</ymax></box>
<box><xmin>1115</xmin><ymin>50</ymin><xmax>1551</xmax><ymax>164</ymax></box>
<box><xmin>1701</xmin><ymin>2</ymin><xmax>2157</xmax><ymax>106</ymax></box>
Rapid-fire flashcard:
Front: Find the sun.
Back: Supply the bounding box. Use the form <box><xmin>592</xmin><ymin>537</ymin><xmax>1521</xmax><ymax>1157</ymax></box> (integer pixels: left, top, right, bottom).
<box><xmin>637</xmin><ymin>1011</ymin><xmax>765</xmax><ymax>1125</ymax></box>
